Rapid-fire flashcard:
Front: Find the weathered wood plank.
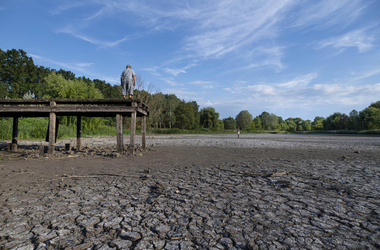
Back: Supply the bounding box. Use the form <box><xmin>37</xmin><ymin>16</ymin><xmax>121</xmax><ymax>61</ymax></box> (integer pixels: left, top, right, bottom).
<box><xmin>48</xmin><ymin>112</ymin><xmax>56</xmax><ymax>154</ymax></box>
<box><xmin>11</xmin><ymin>117</ymin><xmax>18</xmax><ymax>151</ymax></box>
<box><xmin>116</xmin><ymin>114</ymin><xmax>123</xmax><ymax>154</ymax></box>
<box><xmin>0</xmin><ymin>106</ymin><xmax>138</xmax><ymax>113</ymax></box>
<box><xmin>129</xmin><ymin>111</ymin><xmax>136</xmax><ymax>155</ymax></box>
<box><xmin>0</xmin><ymin>98</ymin><xmax>149</xmax><ymax>107</ymax></box>
<box><xmin>77</xmin><ymin>116</ymin><xmax>82</xmax><ymax>150</ymax></box>
<box><xmin>142</xmin><ymin>116</ymin><xmax>146</xmax><ymax>150</ymax></box>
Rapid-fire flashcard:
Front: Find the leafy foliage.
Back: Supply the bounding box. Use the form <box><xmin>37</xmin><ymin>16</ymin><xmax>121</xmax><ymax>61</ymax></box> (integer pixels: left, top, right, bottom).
<box><xmin>223</xmin><ymin>117</ymin><xmax>236</xmax><ymax>130</ymax></box>
<box><xmin>236</xmin><ymin>110</ymin><xmax>253</xmax><ymax>130</ymax></box>
<box><xmin>200</xmin><ymin>107</ymin><xmax>219</xmax><ymax>130</ymax></box>
<box><xmin>174</xmin><ymin>101</ymin><xmax>198</xmax><ymax>129</ymax></box>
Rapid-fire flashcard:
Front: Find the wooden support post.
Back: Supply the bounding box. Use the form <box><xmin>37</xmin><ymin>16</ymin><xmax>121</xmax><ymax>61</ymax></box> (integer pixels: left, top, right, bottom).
<box><xmin>48</xmin><ymin>112</ymin><xmax>56</xmax><ymax>154</ymax></box>
<box><xmin>142</xmin><ymin>116</ymin><xmax>146</xmax><ymax>150</ymax></box>
<box><xmin>11</xmin><ymin>117</ymin><xmax>18</xmax><ymax>151</ymax></box>
<box><xmin>116</xmin><ymin>114</ymin><xmax>123</xmax><ymax>154</ymax></box>
<box><xmin>129</xmin><ymin>111</ymin><xmax>136</xmax><ymax>155</ymax></box>
<box><xmin>77</xmin><ymin>116</ymin><xmax>82</xmax><ymax>150</ymax></box>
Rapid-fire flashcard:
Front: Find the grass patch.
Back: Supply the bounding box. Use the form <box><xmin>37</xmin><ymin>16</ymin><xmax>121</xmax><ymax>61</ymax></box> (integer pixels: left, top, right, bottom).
<box><xmin>1</xmin><ymin>118</ymin><xmax>379</xmax><ymax>140</ymax></box>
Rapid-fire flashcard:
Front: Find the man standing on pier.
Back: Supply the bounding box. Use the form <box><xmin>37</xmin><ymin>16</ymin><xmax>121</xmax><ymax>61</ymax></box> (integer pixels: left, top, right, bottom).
<box><xmin>121</xmin><ymin>65</ymin><xmax>136</xmax><ymax>99</ymax></box>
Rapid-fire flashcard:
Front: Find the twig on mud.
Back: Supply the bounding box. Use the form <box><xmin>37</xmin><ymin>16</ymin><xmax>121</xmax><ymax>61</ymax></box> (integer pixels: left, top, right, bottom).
<box><xmin>151</xmin><ymin>194</ymin><xmax>164</xmax><ymax>206</ymax></box>
<box><xmin>92</xmin><ymin>173</ymin><xmax>140</xmax><ymax>178</ymax></box>
<box><xmin>34</xmin><ymin>173</ymin><xmax>141</xmax><ymax>183</ymax></box>
<box><xmin>169</xmin><ymin>235</ymin><xmax>203</xmax><ymax>240</ymax></box>
<box><xmin>49</xmin><ymin>155</ymin><xmax>80</xmax><ymax>160</ymax></box>
<box><xmin>216</xmin><ymin>167</ymin><xmax>290</xmax><ymax>178</ymax></box>
<box><xmin>16</xmin><ymin>171</ymin><xmax>35</xmax><ymax>175</ymax></box>
<box><xmin>68</xmin><ymin>174</ymin><xmax>140</xmax><ymax>178</ymax></box>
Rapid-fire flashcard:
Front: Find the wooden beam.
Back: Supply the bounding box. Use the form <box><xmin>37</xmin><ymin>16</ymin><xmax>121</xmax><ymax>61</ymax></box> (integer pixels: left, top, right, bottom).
<box><xmin>0</xmin><ymin>106</ymin><xmax>139</xmax><ymax>113</ymax></box>
<box><xmin>142</xmin><ymin>115</ymin><xmax>146</xmax><ymax>150</ymax></box>
<box><xmin>48</xmin><ymin>112</ymin><xmax>56</xmax><ymax>154</ymax></box>
<box><xmin>129</xmin><ymin>111</ymin><xmax>136</xmax><ymax>155</ymax></box>
<box><xmin>11</xmin><ymin>117</ymin><xmax>19</xmax><ymax>151</ymax></box>
<box><xmin>116</xmin><ymin>114</ymin><xmax>123</xmax><ymax>154</ymax></box>
<box><xmin>77</xmin><ymin>116</ymin><xmax>82</xmax><ymax>150</ymax></box>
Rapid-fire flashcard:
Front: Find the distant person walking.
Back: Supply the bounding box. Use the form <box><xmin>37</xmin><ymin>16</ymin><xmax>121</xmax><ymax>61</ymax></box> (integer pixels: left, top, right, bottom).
<box><xmin>237</xmin><ymin>129</ymin><xmax>240</xmax><ymax>138</ymax></box>
<box><xmin>121</xmin><ymin>65</ymin><xmax>136</xmax><ymax>99</ymax></box>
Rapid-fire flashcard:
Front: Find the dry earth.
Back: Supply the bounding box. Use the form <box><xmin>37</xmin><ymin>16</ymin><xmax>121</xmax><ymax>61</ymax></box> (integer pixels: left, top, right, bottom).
<box><xmin>0</xmin><ymin>134</ymin><xmax>380</xmax><ymax>249</ymax></box>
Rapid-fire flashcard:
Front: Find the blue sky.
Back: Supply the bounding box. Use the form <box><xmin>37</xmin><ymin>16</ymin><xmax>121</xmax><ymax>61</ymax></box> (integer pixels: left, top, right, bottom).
<box><xmin>1</xmin><ymin>0</ymin><xmax>380</xmax><ymax>121</ymax></box>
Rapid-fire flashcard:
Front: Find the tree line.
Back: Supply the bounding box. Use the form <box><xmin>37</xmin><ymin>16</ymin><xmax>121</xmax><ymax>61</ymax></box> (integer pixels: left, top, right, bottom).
<box><xmin>1</xmin><ymin>48</ymin><xmax>379</xmax><ymax>132</ymax></box>
<box><xmin>229</xmin><ymin>103</ymin><xmax>380</xmax><ymax>132</ymax></box>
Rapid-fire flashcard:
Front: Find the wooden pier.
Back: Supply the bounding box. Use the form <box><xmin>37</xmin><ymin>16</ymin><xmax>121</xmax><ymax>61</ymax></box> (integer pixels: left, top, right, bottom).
<box><xmin>0</xmin><ymin>99</ymin><xmax>149</xmax><ymax>155</ymax></box>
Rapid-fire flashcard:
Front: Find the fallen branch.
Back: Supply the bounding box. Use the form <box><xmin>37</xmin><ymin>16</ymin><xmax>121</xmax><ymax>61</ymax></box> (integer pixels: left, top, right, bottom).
<box><xmin>92</xmin><ymin>173</ymin><xmax>140</xmax><ymax>178</ymax></box>
<box><xmin>216</xmin><ymin>167</ymin><xmax>290</xmax><ymax>178</ymax></box>
<box><xmin>16</xmin><ymin>171</ymin><xmax>35</xmax><ymax>175</ymax></box>
<box><xmin>152</xmin><ymin>194</ymin><xmax>164</xmax><ymax>206</ymax></box>
<box><xmin>169</xmin><ymin>235</ymin><xmax>202</xmax><ymax>240</ymax></box>
<box><xmin>269</xmin><ymin>171</ymin><xmax>289</xmax><ymax>177</ymax></box>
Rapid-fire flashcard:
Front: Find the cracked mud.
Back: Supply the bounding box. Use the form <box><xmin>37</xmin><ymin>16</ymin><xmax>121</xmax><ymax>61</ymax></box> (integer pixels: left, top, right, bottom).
<box><xmin>0</xmin><ymin>134</ymin><xmax>380</xmax><ymax>249</ymax></box>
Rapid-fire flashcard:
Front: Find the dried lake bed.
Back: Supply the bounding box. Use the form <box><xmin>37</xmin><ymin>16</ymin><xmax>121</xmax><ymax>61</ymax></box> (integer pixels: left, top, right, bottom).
<box><xmin>0</xmin><ymin>134</ymin><xmax>379</xmax><ymax>249</ymax></box>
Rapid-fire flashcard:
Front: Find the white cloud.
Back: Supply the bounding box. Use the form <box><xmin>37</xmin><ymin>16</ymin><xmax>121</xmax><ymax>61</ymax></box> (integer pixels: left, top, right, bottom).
<box><xmin>164</xmin><ymin>88</ymin><xmax>198</xmax><ymax>101</ymax></box>
<box><xmin>29</xmin><ymin>53</ymin><xmax>93</xmax><ymax>73</ymax></box>
<box><xmin>58</xmin><ymin>26</ymin><xmax>129</xmax><ymax>48</ymax></box>
<box><xmin>50</xmin><ymin>2</ymin><xmax>87</xmax><ymax>15</ymax></box>
<box><xmin>182</xmin><ymin>0</ymin><xmax>292</xmax><ymax>59</ymax></box>
<box><xmin>49</xmin><ymin>0</ymin><xmax>372</xmax><ymax>74</ymax></box>
<box><xmin>246</xmin><ymin>85</ymin><xmax>276</xmax><ymax>95</ymax></box>
<box><xmin>163</xmin><ymin>67</ymin><xmax>186</xmax><ymax>77</ymax></box>
<box><xmin>316</xmin><ymin>28</ymin><xmax>375</xmax><ymax>53</ymax></box>
<box><xmin>164</xmin><ymin>80</ymin><xmax>183</xmax><ymax>87</ymax></box>
<box><xmin>288</xmin><ymin>0</ymin><xmax>365</xmax><ymax>30</ymax></box>
<box><xmin>349</xmin><ymin>68</ymin><xmax>380</xmax><ymax>82</ymax></box>
<box><xmin>189</xmin><ymin>80</ymin><xmax>215</xmax><ymax>89</ymax></box>
<box><xmin>29</xmin><ymin>53</ymin><xmax>120</xmax><ymax>84</ymax></box>
<box><xmin>277</xmin><ymin>73</ymin><xmax>318</xmax><ymax>88</ymax></box>
<box><xmin>141</xmin><ymin>67</ymin><xmax>161</xmax><ymax>77</ymax></box>
<box><xmin>189</xmin><ymin>80</ymin><xmax>212</xmax><ymax>85</ymax></box>
<box><xmin>221</xmin><ymin>73</ymin><xmax>380</xmax><ymax>110</ymax></box>
<box><xmin>313</xmin><ymin>83</ymin><xmax>380</xmax><ymax>96</ymax></box>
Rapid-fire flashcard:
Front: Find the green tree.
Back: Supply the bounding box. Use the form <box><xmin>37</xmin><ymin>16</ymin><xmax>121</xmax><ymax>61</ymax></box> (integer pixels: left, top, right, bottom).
<box><xmin>360</xmin><ymin>106</ymin><xmax>380</xmax><ymax>130</ymax></box>
<box><xmin>162</xmin><ymin>94</ymin><xmax>181</xmax><ymax>129</ymax></box>
<box><xmin>134</xmin><ymin>76</ymin><xmax>165</xmax><ymax>128</ymax></box>
<box><xmin>236</xmin><ymin>110</ymin><xmax>253</xmax><ymax>130</ymax></box>
<box><xmin>267</xmin><ymin>113</ymin><xmax>279</xmax><ymax>130</ymax></box>
<box><xmin>252</xmin><ymin>116</ymin><xmax>262</xmax><ymax>130</ymax></box>
<box><xmin>259</xmin><ymin>111</ymin><xmax>270</xmax><ymax>130</ymax></box>
<box><xmin>43</xmin><ymin>72</ymin><xmax>104</xmax><ymax>130</ymax></box>
<box><xmin>215</xmin><ymin>119</ymin><xmax>224</xmax><ymax>130</ymax></box>
<box><xmin>200</xmin><ymin>107</ymin><xmax>219</xmax><ymax>130</ymax></box>
<box><xmin>174</xmin><ymin>101</ymin><xmax>196</xmax><ymax>129</ymax></box>
<box><xmin>293</xmin><ymin>118</ymin><xmax>303</xmax><ymax>131</ymax></box>
<box><xmin>370</xmin><ymin>101</ymin><xmax>380</xmax><ymax>109</ymax></box>
<box><xmin>323</xmin><ymin>112</ymin><xmax>349</xmax><ymax>130</ymax></box>
<box><xmin>279</xmin><ymin>121</ymin><xmax>288</xmax><ymax>131</ymax></box>
<box><xmin>301</xmin><ymin>120</ymin><xmax>312</xmax><ymax>131</ymax></box>
<box><xmin>348</xmin><ymin>110</ymin><xmax>361</xmax><ymax>130</ymax></box>
<box><xmin>0</xmin><ymin>48</ymin><xmax>38</xmax><ymax>99</ymax></box>
<box><xmin>94</xmin><ymin>79</ymin><xmax>121</xmax><ymax>99</ymax></box>
<box><xmin>312</xmin><ymin>116</ymin><xmax>325</xmax><ymax>130</ymax></box>
<box><xmin>56</xmin><ymin>69</ymin><xmax>76</xmax><ymax>80</ymax></box>
<box><xmin>223</xmin><ymin>117</ymin><xmax>236</xmax><ymax>130</ymax></box>
<box><xmin>190</xmin><ymin>101</ymin><xmax>200</xmax><ymax>129</ymax></box>
<box><xmin>43</xmin><ymin>72</ymin><xmax>103</xmax><ymax>99</ymax></box>
<box><xmin>285</xmin><ymin>119</ymin><xmax>297</xmax><ymax>132</ymax></box>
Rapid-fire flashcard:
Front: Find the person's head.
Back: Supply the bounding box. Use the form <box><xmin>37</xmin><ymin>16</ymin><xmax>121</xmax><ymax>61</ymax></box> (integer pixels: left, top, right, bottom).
<box><xmin>126</xmin><ymin>65</ymin><xmax>132</xmax><ymax>69</ymax></box>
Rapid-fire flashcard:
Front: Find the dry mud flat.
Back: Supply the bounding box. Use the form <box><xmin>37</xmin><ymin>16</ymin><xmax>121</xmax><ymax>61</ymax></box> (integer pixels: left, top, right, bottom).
<box><xmin>0</xmin><ymin>134</ymin><xmax>380</xmax><ymax>249</ymax></box>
